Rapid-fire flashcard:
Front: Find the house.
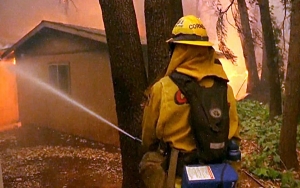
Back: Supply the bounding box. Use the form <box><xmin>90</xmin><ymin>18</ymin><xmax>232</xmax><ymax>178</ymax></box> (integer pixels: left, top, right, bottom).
<box><xmin>1</xmin><ymin>20</ymin><xmax>138</xmax><ymax>146</ymax></box>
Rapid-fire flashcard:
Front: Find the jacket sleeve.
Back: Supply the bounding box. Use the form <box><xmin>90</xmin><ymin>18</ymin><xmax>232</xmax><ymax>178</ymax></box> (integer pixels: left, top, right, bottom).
<box><xmin>227</xmin><ymin>85</ymin><xmax>241</xmax><ymax>140</ymax></box>
<box><xmin>141</xmin><ymin>82</ymin><xmax>162</xmax><ymax>151</ymax></box>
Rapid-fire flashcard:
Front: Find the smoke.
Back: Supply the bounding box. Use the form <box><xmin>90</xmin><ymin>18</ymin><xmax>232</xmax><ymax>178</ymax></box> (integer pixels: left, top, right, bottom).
<box><xmin>0</xmin><ymin>0</ymin><xmax>104</xmax><ymax>44</ymax></box>
<box><xmin>0</xmin><ymin>0</ymin><xmax>246</xmax><ymax>97</ymax></box>
<box><xmin>1</xmin><ymin>0</ymin><xmax>288</xmax><ymax>98</ymax></box>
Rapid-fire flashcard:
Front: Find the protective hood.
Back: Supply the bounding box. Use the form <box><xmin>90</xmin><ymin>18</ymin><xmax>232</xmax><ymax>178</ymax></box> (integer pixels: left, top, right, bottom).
<box><xmin>165</xmin><ymin>44</ymin><xmax>228</xmax><ymax>81</ymax></box>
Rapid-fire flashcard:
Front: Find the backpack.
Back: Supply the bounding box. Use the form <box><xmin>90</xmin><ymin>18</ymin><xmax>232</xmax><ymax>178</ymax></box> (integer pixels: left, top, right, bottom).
<box><xmin>169</xmin><ymin>71</ymin><xmax>230</xmax><ymax>164</ymax></box>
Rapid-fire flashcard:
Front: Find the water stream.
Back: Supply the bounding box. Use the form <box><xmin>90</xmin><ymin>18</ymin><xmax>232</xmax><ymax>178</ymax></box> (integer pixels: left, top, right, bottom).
<box><xmin>2</xmin><ymin>62</ymin><xmax>141</xmax><ymax>143</ymax></box>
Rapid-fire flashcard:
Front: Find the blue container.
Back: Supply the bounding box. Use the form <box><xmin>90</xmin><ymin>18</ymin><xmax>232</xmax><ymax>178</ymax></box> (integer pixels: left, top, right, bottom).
<box><xmin>182</xmin><ymin>163</ymin><xmax>238</xmax><ymax>188</ymax></box>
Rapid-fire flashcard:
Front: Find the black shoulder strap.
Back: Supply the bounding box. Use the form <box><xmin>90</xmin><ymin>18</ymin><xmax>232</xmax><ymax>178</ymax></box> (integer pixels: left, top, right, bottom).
<box><xmin>170</xmin><ymin>71</ymin><xmax>213</xmax><ymax>127</ymax></box>
<box><xmin>169</xmin><ymin>71</ymin><xmax>195</xmax><ymax>97</ymax></box>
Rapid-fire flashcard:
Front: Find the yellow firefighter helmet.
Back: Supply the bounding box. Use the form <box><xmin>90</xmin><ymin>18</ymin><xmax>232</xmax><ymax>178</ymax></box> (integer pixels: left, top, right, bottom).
<box><xmin>167</xmin><ymin>15</ymin><xmax>213</xmax><ymax>46</ymax></box>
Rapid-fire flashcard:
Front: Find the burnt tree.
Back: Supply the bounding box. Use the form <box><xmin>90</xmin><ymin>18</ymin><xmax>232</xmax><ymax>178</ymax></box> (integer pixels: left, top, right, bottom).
<box><xmin>144</xmin><ymin>0</ymin><xmax>183</xmax><ymax>84</ymax></box>
<box><xmin>170</xmin><ymin>0</ymin><xmax>184</xmax><ymax>27</ymax></box>
<box><xmin>258</xmin><ymin>0</ymin><xmax>282</xmax><ymax>119</ymax></box>
<box><xmin>260</xmin><ymin>46</ymin><xmax>270</xmax><ymax>102</ymax></box>
<box><xmin>144</xmin><ymin>0</ymin><xmax>172</xmax><ymax>83</ymax></box>
<box><xmin>98</xmin><ymin>0</ymin><xmax>147</xmax><ymax>187</ymax></box>
<box><xmin>279</xmin><ymin>0</ymin><xmax>300</xmax><ymax>170</ymax></box>
<box><xmin>236</xmin><ymin>0</ymin><xmax>260</xmax><ymax>94</ymax></box>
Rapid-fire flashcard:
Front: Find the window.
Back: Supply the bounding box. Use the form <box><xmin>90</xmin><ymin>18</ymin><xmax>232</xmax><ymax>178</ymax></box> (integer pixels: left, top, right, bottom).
<box><xmin>49</xmin><ymin>63</ymin><xmax>70</xmax><ymax>93</ymax></box>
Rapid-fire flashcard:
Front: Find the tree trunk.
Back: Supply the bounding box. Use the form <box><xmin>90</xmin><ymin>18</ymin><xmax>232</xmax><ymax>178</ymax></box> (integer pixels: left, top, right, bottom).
<box><xmin>258</xmin><ymin>0</ymin><xmax>282</xmax><ymax>119</ymax></box>
<box><xmin>279</xmin><ymin>0</ymin><xmax>300</xmax><ymax>170</ymax></box>
<box><xmin>144</xmin><ymin>0</ymin><xmax>172</xmax><ymax>84</ymax></box>
<box><xmin>236</xmin><ymin>0</ymin><xmax>260</xmax><ymax>94</ymax></box>
<box><xmin>170</xmin><ymin>0</ymin><xmax>183</xmax><ymax>27</ymax></box>
<box><xmin>144</xmin><ymin>0</ymin><xmax>183</xmax><ymax>84</ymax></box>
<box><xmin>98</xmin><ymin>1</ymin><xmax>148</xmax><ymax>187</ymax></box>
<box><xmin>259</xmin><ymin>45</ymin><xmax>270</xmax><ymax>103</ymax></box>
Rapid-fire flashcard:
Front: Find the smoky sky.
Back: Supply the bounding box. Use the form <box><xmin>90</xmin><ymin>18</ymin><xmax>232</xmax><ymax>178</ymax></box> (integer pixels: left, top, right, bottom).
<box><xmin>0</xmin><ymin>0</ymin><xmax>249</xmax><ymax>97</ymax></box>
<box><xmin>0</xmin><ymin>0</ymin><xmax>203</xmax><ymax>46</ymax></box>
<box><xmin>0</xmin><ymin>0</ymin><xmax>105</xmax><ymax>45</ymax></box>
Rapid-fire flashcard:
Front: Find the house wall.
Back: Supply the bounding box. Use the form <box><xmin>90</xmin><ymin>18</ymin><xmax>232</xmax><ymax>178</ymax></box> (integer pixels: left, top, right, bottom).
<box><xmin>15</xmin><ymin>30</ymin><xmax>119</xmax><ymax>146</ymax></box>
<box><xmin>0</xmin><ymin>60</ymin><xmax>19</xmax><ymax>130</ymax></box>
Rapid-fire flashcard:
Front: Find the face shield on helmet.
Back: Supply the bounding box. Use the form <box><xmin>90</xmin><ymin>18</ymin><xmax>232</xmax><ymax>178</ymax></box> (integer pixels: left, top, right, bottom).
<box><xmin>167</xmin><ymin>15</ymin><xmax>213</xmax><ymax>47</ymax></box>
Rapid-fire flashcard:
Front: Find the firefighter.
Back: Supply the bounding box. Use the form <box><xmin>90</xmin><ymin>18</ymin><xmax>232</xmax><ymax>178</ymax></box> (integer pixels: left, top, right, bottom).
<box><xmin>139</xmin><ymin>15</ymin><xmax>241</xmax><ymax>188</ymax></box>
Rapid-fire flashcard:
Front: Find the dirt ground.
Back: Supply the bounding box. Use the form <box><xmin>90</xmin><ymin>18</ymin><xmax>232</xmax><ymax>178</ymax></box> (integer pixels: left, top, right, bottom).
<box><xmin>0</xmin><ymin>125</ymin><xmax>264</xmax><ymax>188</ymax></box>
<box><xmin>0</xmin><ymin>125</ymin><xmax>122</xmax><ymax>188</ymax></box>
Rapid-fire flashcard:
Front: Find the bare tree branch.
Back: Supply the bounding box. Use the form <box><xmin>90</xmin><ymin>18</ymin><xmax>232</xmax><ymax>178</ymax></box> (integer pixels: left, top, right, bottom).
<box><xmin>215</xmin><ymin>0</ymin><xmax>237</xmax><ymax>63</ymax></box>
<box><xmin>280</xmin><ymin>0</ymin><xmax>290</xmax><ymax>57</ymax></box>
<box><xmin>69</xmin><ymin>0</ymin><xmax>78</xmax><ymax>12</ymax></box>
<box><xmin>219</xmin><ymin>0</ymin><xmax>235</xmax><ymax>14</ymax></box>
<box><xmin>59</xmin><ymin>0</ymin><xmax>78</xmax><ymax>14</ymax></box>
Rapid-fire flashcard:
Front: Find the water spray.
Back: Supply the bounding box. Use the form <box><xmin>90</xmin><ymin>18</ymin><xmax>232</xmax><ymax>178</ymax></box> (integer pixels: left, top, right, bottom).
<box><xmin>5</xmin><ymin>64</ymin><xmax>142</xmax><ymax>143</ymax></box>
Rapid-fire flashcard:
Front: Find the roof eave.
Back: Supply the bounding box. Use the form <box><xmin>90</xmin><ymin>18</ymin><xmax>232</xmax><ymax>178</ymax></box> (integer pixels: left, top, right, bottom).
<box><xmin>1</xmin><ymin>21</ymin><xmax>107</xmax><ymax>59</ymax></box>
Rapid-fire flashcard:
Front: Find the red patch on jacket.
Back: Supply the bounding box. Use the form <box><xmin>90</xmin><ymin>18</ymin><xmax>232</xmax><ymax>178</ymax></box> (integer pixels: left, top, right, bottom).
<box><xmin>175</xmin><ymin>90</ymin><xmax>187</xmax><ymax>104</ymax></box>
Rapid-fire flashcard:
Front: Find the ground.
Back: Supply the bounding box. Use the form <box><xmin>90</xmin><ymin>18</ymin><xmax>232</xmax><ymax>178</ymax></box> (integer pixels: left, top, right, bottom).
<box><xmin>0</xmin><ymin>125</ymin><xmax>270</xmax><ymax>188</ymax></box>
<box><xmin>0</xmin><ymin>125</ymin><xmax>122</xmax><ymax>188</ymax></box>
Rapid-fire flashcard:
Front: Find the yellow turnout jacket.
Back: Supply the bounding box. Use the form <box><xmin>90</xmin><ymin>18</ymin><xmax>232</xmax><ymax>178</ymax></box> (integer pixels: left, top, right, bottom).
<box><xmin>142</xmin><ymin>44</ymin><xmax>240</xmax><ymax>152</ymax></box>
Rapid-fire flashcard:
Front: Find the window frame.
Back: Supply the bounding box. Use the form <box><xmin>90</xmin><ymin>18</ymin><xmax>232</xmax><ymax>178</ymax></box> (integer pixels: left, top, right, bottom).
<box><xmin>48</xmin><ymin>62</ymin><xmax>71</xmax><ymax>94</ymax></box>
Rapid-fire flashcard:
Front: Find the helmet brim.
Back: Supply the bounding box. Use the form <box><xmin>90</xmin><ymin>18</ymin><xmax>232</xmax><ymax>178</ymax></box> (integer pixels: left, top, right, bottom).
<box><xmin>166</xmin><ymin>39</ymin><xmax>213</xmax><ymax>47</ymax></box>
